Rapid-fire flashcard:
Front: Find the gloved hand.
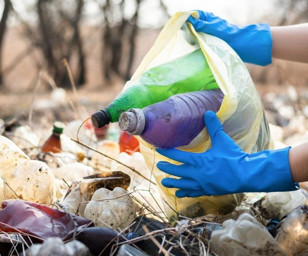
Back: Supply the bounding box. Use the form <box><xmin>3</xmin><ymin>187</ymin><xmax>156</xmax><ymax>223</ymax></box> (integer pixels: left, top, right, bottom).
<box><xmin>187</xmin><ymin>11</ymin><xmax>272</xmax><ymax>66</ymax></box>
<box><xmin>156</xmin><ymin>111</ymin><xmax>298</xmax><ymax>197</ymax></box>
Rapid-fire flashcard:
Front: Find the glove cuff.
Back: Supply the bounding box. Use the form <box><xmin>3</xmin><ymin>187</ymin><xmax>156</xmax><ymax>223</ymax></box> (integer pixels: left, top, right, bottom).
<box><xmin>269</xmin><ymin>146</ymin><xmax>298</xmax><ymax>191</ymax></box>
<box><xmin>246</xmin><ymin>146</ymin><xmax>298</xmax><ymax>193</ymax></box>
<box><xmin>256</xmin><ymin>23</ymin><xmax>272</xmax><ymax>66</ymax></box>
<box><xmin>240</xmin><ymin>23</ymin><xmax>272</xmax><ymax>66</ymax></box>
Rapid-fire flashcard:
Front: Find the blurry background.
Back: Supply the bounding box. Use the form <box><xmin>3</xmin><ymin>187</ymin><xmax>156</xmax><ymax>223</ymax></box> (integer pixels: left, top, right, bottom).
<box><xmin>0</xmin><ymin>0</ymin><xmax>308</xmax><ymax>137</ymax></box>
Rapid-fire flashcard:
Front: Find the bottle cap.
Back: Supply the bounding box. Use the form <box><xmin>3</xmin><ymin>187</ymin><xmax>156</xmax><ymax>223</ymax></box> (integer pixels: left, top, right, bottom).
<box><xmin>91</xmin><ymin>110</ymin><xmax>111</xmax><ymax>128</ymax></box>
<box><xmin>53</xmin><ymin>121</ymin><xmax>65</xmax><ymax>134</ymax></box>
<box><xmin>119</xmin><ymin>109</ymin><xmax>145</xmax><ymax>135</ymax></box>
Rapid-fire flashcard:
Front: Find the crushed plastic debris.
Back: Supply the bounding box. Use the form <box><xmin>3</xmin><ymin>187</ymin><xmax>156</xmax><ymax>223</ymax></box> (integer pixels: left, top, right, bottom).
<box><xmin>84</xmin><ymin>187</ymin><xmax>136</xmax><ymax>229</ymax></box>
<box><xmin>252</xmin><ymin>190</ymin><xmax>307</xmax><ymax>220</ymax></box>
<box><xmin>0</xmin><ymin>108</ymin><xmax>307</xmax><ymax>255</ymax></box>
<box><xmin>26</xmin><ymin>237</ymin><xmax>91</xmax><ymax>256</ymax></box>
<box><xmin>0</xmin><ymin>199</ymin><xmax>92</xmax><ymax>241</ymax></box>
<box><xmin>0</xmin><ymin>135</ymin><xmax>55</xmax><ymax>204</ymax></box>
<box><xmin>276</xmin><ymin>203</ymin><xmax>308</xmax><ymax>255</ymax></box>
<box><xmin>0</xmin><ymin>82</ymin><xmax>307</xmax><ymax>255</ymax></box>
<box><xmin>211</xmin><ymin>213</ymin><xmax>287</xmax><ymax>256</ymax></box>
<box><xmin>0</xmin><ymin>102</ymin><xmax>307</xmax><ymax>255</ymax></box>
<box><xmin>62</xmin><ymin>171</ymin><xmax>131</xmax><ymax>216</ymax></box>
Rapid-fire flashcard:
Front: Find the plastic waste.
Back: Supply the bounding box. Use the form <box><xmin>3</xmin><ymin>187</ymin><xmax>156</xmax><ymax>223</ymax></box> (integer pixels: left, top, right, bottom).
<box><xmin>210</xmin><ymin>213</ymin><xmax>286</xmax><ymax>256</ymax></box>
<box><xmin>110</xmin><ymin>152</ymin><xmax>163</xmax><ymax>214</ymax></box>
<box><xmin>91</xmin><ymin>48</ymin><xmax>219</xmax><ymax>128</ymax></box>
<box><xmin>0</xmin><ymin>233</ymin><xmax>25</xmax><ymax>255</ymax></box>
<box><xmin>61</xmin><ymin>182</ymin><xmax>85</xmax><ymax>216</ymax></box>
<box><xmin>83</xmin><ymin>118</ymin><xmax>110</xmax><ymax>140</ymax></box>
<box><xmin>93</xmin><ymin>124</ymin><xmax>109</xmax><ymax>140</ymax></box>
<box><xmin>3</xmin><ymin>159</ymin><xmax>55</xmax><ymax>204</ymax></box>
<box><xmin>129</xmin><ymin>216</ymin><xmax>177</xmax><ymax>255</ymax></box>
<box><xmin>41</xmin><ymin>121</ymin><xmax>65</xmax><ymax>153</ymax></box>
<box><xmin>130</xmin><ymin>215</ymin><xmax>208</xmax><ymax>255</ymax></box>
<box><xmin>267</xmin><ymin>219</ymin><xmax>280</xmax><ymax>237</ymax></box>
<box><xmin>60</xmin><ymin>134</ymin><xmax>85</xmax><ymax>158</ymax></box>
<box><xmin>52</xmin><ymin>162</ymin><xmax>95</xmax><ymax>184</ymax></box>
<box><xmin>64</xmin><ymin>119</ymin><xmax>96</xmax><ymax>145</ymax></box>
<box><xmin>111</xmin><ymin>152</ymin><xmax>155</xmax><ymax>189</ymax></box>
<box><xmin>61</xmin><ymin>172</ymin><xmax>131</xmax><ymax>216</ymax></box>
<box><xmin>203</xmin><ymin>222</ymin><xmax>223</xmax><ymax>240</ymax></box>
<box><xmin>0</xmin><ymin>200</ymin><xmax>92</xmax><ymax>241</ymax></box>
<box><xmin>52</xmin><ymin>163</ymin><xmax>95</xmax><ymax>200</ymax></box>
<box><xmin>83</xmin><ymin>187</ymin><xmax>136</xmax><ymax>229</ymax></box>
<box><xmin>252</xmin><ymin>190</ymin><xmax>307</xmax><ymax>220</ymax></box>
<box><xmin>91</xmin><ymin>140</ymin><xmax>120</xmax><ymax>172</ymax></box>
<box><xmin>11</xmin><ymin>125</ymin><xmax>40</xmax><ymax>150</ymax></box>
<box><xmin>0</xmin><ymin>134</ymin><xmax>29</xmax><ymax>160</ymax></box>
<box><xmin>104</xmin><ymin>123</ymin><xmax>121</xmax><ymax>142</ymax></box>
<box><xmin>116</xmin><ymin>244</ymin><xmax>148</xmax><ymax>256</ymax></box>
<box><xmin>75</xmin><ymin>227</ymin><xmax>126</xmax><ymax>255</ymax></box>
<box><xmin>276</xmin><ymin>204</ymin><xmax>308</xmax><ymax>256</ymax></box>
<box><xmin>54</xmin><ymin>178</ymin><xmax>69</xmax><ymax>200</ymax></box>
<box><xmin>119</xmin><ymin>131</ymin><xmax>140</xmax><ymax>155</ymax></box>
<box><xmin>26</xmin><ymin>237</ymin><xmax>91</xmax><ymax>256</ymax></box>
<box><xmin>41</xmin><ymin>151</ymin><xmax>85</xmax><ymax>171</ymax></box>
<box><xmin>63</xmin><ymin>119</ymin><xmax>97</xmax><ymax>158</ymax></box>
<box><xmin>82</xmin><ymin>171</ymin><xmax>131</xmax><ymax>191</ymax></box>
<box><xmin>119</xmin><ymin>89</ymin><xmax>224</xmax><ymax>148</ymax></box>
<box><xmin>0</xmin><ymin>135</ymin><xmax>55</xmax><ymax>204</ymax></box>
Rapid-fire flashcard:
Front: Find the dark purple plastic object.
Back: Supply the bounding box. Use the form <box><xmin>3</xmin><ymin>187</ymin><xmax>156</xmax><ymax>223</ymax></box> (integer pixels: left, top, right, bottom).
<box><xmin>140</xmin><ymin>90</ymin><xmax>224</xmax><ymax>149</ymax></box>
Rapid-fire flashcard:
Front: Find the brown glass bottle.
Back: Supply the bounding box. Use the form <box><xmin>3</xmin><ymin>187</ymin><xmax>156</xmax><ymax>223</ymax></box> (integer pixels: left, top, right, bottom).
<box><xmin>41</xmin><ymin>122</ymin><xmax>65</xmax><ymax>153</ymax></box>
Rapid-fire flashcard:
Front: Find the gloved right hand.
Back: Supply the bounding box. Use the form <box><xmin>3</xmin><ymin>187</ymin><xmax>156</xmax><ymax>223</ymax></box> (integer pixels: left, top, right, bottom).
<box><xmin>187</xmin><ymin>11</ymin><xmax>272</xmax><ymax>66</ymax></box>
<box><xmin>156</xmin><ymin>111</ymin><xmax>298</xmax><ymax>197</ymax></box>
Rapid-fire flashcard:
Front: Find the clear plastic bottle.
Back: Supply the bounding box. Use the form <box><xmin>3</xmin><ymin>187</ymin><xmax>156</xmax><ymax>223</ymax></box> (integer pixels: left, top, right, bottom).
<box><xmin>118</xmin><ymin>131</ymin><xmax>140</xmax><ymax>155</ymax></box>
<box><xmin>119</xmin><ymin>90</ymin><xmax>224</xmax><ymax>149</ymax></box>
<box><xmin>41</xmin><ymin>122</ymin><xmax>65</xmax><ymax>153</ymax></box>
<box><xmin>91</xmin><ymin>49</ymin><xmax>219</xmax><ymax>128</ymax></box>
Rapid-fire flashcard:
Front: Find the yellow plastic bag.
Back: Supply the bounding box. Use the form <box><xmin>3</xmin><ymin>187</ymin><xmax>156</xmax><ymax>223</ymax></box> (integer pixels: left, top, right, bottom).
<box><xmin>122</xmin><ymin>11</ymin><xmax>271</xmax><ymax>220</ymax></box>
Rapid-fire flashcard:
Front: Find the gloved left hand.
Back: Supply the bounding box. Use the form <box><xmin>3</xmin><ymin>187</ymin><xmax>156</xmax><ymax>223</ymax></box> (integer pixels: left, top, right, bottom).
<box><xmin>156</xmin><ymin>111</ymin><xmax>298</xmax><ymax>197</ymax></box>
<box><xmin>187</xmin><ymin>11</ymin><xmax>272</xmax><ymax>66</ymax></box>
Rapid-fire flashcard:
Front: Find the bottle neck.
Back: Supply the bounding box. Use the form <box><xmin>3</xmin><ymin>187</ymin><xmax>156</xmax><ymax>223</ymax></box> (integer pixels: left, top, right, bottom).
<box><xmin>52</xmin><ymin>132</ymin><xmax>62</xmax><ymax>138</ymax></box>
<box><xmin>91</xmin><ymin>110</ymin><xmax>111</xmax><ymax>128</ymax></box>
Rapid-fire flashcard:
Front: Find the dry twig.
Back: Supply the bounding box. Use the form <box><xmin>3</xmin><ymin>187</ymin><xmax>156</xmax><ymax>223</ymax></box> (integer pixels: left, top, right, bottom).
<box><xmin>71</xmin><ymin>138</ymin><xmax>156</xmax><ymax>185</ymax></box>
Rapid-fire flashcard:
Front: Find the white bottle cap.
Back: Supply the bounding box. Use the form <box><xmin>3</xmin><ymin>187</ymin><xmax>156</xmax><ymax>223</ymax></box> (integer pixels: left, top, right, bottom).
<box><xmin>119</xmin><ymin>109</ymin><xmax>145</xmax><ymax>135</ymax></box>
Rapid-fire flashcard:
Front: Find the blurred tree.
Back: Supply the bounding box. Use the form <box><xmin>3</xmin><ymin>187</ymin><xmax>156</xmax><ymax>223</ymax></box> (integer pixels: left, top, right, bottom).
<box><xmin>99</xmin><ymin>0</ymin><xmax>142</xmax><ymax>83</ymax></box>
<box><xmin>276</xmin><ymin>0</ymin><xmax>308</xmax><ymax>25</ymax></box>
<box><xmin>0</xmin><ymin>0</ymin><xmax>12</xmax><ymax>85</ymax></box>
<box><xmin>35</xmin><ymin>0</ymin><xmax>86</xmax><ymax>88</ymax></box>
<box><xmin>98</xmin><ymin>0</ymin><xmax>169</xmax><ymax>83</ymax></box>
<box><xmin>2</xmin><ymin>0</ymin><xmax>170</xmax><ymax>89</ymax></box>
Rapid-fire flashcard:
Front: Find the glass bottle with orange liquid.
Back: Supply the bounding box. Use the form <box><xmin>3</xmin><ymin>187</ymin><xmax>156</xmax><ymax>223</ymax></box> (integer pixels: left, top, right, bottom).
<box><xmin>41</xmin><ymin>122</ymin><xmax>65</xmax><ymax>153</ymax></box>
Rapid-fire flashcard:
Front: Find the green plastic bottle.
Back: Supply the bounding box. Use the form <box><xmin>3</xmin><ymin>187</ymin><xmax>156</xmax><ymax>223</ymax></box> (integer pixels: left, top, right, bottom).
<box><xmin>91</xmin><ymin>48</ymin><xmax>219</xmax><ymax>128</ymax></box>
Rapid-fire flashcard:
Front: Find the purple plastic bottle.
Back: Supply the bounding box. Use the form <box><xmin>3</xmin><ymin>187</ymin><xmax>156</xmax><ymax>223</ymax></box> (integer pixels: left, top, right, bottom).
<box><xmin>119</xmin><ymin>90</ymin><xmax>224</xmax><ymax>149</ymax></box>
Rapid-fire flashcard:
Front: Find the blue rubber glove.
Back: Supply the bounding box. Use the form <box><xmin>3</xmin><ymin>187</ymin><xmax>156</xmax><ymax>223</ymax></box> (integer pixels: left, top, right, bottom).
<box><xmin>156</xmin><ymin>111</ymin><xmax>298</xmax><ymax>197</ymax></box>
<box><xmin>187</xmin><ymin>11</ymin><xmax>272</xmax><ymax>66</ymax></box>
